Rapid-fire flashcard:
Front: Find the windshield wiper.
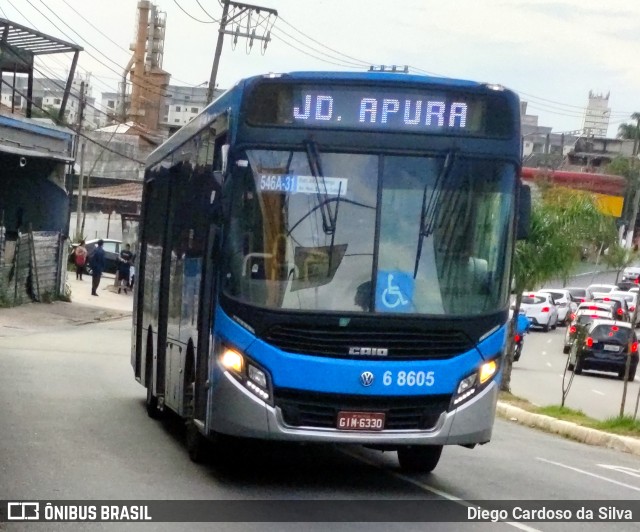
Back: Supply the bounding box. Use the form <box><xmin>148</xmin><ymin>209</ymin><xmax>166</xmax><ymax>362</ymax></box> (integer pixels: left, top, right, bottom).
<box><xmin>413</xmin><ymin>150</ymin><xmax>456</xmax><ymax>278</ymax></box>
<box><xmin>304</xmin><ymin>139</ymin><xmax>340</xmax><ymax>235</ymax></box>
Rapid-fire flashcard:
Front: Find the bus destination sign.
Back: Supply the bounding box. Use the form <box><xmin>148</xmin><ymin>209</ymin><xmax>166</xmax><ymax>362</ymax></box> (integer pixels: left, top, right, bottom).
<box><xmin>245</xmin><ymin>82</ymin><xmax>515</xmax><ymax>135</ymax></box>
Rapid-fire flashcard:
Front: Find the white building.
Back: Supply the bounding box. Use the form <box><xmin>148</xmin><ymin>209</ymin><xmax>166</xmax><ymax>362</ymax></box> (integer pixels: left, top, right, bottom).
<box><xmin>0</xmin><ymin>73</ymin><xmax>99</xmax><ymax>129</ymax></box>
<box><xmin>582</xmin><ymin>91</ymin><xmax>611</xmax><ymax>138</ymax></box>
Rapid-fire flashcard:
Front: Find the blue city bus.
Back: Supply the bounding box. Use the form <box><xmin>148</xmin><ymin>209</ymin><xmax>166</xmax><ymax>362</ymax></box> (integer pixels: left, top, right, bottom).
<box><xmin>132</xmin><ymin>70</ymin><xmax>528</xmax><ymax>472</ymax></box>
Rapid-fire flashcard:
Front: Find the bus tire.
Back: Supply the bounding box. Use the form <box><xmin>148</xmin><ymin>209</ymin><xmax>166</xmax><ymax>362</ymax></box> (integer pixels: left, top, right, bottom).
<box><xmin>186</xmin><ymin>422</ymin><xmax>208</xmax><ymax>463</ymax></box>
<box><xmin>145</xmin><ymin>331</ymin><xmax>161</xmax><ymax>419</ymax></box>
<box><xmin>145</xmin><ymin>385</ymin><xmax>161</xmax><ymax>419</ymax></box>
<box><xmin>397</xmin><ymin>445</ymin><xmax>443</xmax><ymax>473</ymax></box>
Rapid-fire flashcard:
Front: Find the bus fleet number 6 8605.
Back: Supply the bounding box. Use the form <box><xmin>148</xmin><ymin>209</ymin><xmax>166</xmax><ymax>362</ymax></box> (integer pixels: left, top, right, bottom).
<box><xmin>382</xmin><ymin>370</ymin><xmax>435</xmax><ymax>387</ymax></box>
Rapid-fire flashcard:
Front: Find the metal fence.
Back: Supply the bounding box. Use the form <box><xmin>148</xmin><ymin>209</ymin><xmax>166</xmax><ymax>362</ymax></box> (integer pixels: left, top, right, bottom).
<box><xmin>0</xmin><ymin>227</ymin><xmax>65</xmax><ymax>306</ymax></box>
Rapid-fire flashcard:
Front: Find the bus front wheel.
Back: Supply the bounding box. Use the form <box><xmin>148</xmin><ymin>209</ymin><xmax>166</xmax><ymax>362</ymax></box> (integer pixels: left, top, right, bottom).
<box><xmin>186</xmin><ymin>421</ymin><xmax>208</xmax><ymax>463</ymax></box>
<box><xmin>397</xmin><ymin>445</ymin><xmax>443</xmax><ymax>473</ymax></box>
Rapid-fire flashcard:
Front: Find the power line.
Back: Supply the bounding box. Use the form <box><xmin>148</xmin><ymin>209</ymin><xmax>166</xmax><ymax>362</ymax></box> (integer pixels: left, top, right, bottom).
<box><xmin>277</xmin><ymin>15</ymin><xmax>372</xmax><ymax>67</ymax></box>
<box><xmin>172</xmin><ymin>0</ymin><xmax>216</xmax><ymax>24</ymax></box>
<box><xmin>0</xmin><ymin>78</ymin><xmax>145</xmax><ymax>164</ymax></box>
<box><xmin>16</xmin><ymin>0</ymin><xmax>170</xmax><ymax>100</ymax></box>
<box><xmin>195</xmin><ymin>0</ymin><xmax>219</xmax><ymax>21</ymax></box>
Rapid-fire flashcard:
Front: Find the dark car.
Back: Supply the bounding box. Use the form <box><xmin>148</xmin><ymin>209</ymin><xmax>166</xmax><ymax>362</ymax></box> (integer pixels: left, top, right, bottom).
<box><xmin>568</xmin><ymin>319</ymin><xmax>638</xmax><ymax>381</ymax></box>
<box><xmin>70</xmin><ymin>238</ymin><xmax>122</xmax><ymax>275</ymax></box>
<box><xmin>592</xmin><ymin>295</ymin><xmax>630</xmax><ymax>322</ymax></box>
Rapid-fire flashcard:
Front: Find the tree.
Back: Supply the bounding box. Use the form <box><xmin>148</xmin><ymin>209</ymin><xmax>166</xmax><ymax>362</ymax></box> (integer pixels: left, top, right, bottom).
<box><xmin>501</xmin><ymin>187</ymin><xmax>616</xmax><ymax>392</ymax></box>
<box><xmin>601</xmin><ymin>243</ymin><xmax>638</xmax><ymax>282</ymax></box>
<box><xmin>606</xmin><ymin>157</ymin><xmax>640</xmax><ymax>248</ymax></box>
<box><xmin>616</xmin><ymin>112</ymin><xmax>640</xmax><ymax>157</ymax></box>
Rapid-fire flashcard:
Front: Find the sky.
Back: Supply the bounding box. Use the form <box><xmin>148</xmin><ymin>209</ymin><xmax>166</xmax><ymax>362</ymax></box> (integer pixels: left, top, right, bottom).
<box><xmin>2</xmin><ymin>0</ymin><xmax>640</xmax><ymax>137</ymax></box>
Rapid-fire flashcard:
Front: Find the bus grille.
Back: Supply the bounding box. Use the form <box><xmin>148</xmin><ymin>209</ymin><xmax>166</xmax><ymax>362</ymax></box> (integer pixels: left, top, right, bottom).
<box><xmin>262</xmin><ymin>324</ymin><xmax>473</xmax><ymax>359</ymax></box>
<box><xmin>275</xmin><ymin>389</ymin><xmax>451</xmax><ymax>430</ymax></box>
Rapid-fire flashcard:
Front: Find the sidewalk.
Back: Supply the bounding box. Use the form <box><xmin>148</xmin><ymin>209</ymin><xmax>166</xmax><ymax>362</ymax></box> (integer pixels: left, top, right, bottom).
<box><xmin>0</xmin><ymin>272</ymin><xmax>132</xmax><ymax>337</ymax></box>
<box><xmin>496</xmin><ymin>402</ymin><xmax>640</xmax><ymax>458</ymax></box>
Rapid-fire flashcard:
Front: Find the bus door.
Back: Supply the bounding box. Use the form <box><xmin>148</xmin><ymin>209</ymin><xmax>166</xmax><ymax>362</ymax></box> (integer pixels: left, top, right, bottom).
<box><xmin>194</xmin><ymin>125</ymin><xmax>228</xmax><ymax>424</ymax></box>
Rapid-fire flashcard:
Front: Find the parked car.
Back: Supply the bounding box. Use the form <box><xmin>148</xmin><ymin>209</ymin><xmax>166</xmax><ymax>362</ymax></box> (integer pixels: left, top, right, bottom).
<box><xmin>564</xmin><ymin>286</ymin><xmax>592</xmax><ymax>303</ymax></box>
<box><xmin>592</xmin><ymin>294</ymin><xmax>630</xmax><ymax>322</ymax></box>
<box><xmin>69</xmin><ymin>238</ymin><xmax>122</xmax><ymax>275</ymax></box>
<box><xmin>538</xmin><ymin>288</ymin><xmax>577</xmax><ymax>325</ymax></box>
<box><xmin>519</xmin><ymin>292</ymin><xmax>559</xmax><ymax>332</ymax></box>
<box><xmin>563</xmin><ymin>309</ymin><xmax>613</xmax><ymax>354</ymax></box>
<box><xmin>568</xmin><ymin>319</ymin><xmax>638</xmax><ymax>381</ymax></box>
<box><xmin>622</xmin><ymin>266</ymin><xmax>640</xmax><ymax>283</ymax></box>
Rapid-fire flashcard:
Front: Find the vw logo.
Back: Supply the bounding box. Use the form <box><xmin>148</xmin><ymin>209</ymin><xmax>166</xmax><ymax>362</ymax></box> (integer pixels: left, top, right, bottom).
<box><xmin>360</xmin><ymin>371</ymin><xmax>374</xmax><ymax>387</ymax></box>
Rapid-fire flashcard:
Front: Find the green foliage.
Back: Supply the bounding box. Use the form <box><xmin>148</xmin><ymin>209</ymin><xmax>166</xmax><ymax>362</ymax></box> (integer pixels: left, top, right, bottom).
<box><xmin>503</xmin><ymin>187</ymin><xmax>615</xmax><ymax>392</ymax></box>
<box><xmin>602</xmin><ymin>243</ymin><xmax>638</xmax><ymax>282</ymax></box>
<box><xmin>512</xmin><ymin>188</ymin><xmax>615</xmax><ymax>294</ymax></box>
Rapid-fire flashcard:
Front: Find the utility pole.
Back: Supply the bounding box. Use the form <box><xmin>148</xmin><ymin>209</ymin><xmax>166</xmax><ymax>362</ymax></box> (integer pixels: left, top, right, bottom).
<box><xmin>74</xmin><ymin>142</ymin><xmax>85</xmax><ymax>240</ymax></box>
<box><xmin>206</xmin><ymin>0</ymin><xmax>278</xmax><ymax>104</ymax></box>
<box><xmin>73</xmin><ymin>81</ymin><xmax>86</xmax><ymax>241</ymax></box>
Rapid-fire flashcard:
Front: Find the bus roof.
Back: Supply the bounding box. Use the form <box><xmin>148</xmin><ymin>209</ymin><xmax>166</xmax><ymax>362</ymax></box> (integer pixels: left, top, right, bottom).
<box><xmin>146</xmin><ymin>70</ymin><xmax>516</xmax><ymax>169</ymax></box>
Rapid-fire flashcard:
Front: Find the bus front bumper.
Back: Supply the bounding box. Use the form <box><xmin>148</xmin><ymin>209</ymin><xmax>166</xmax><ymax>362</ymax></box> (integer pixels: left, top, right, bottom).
<box><xmin>208</xmin><ymin>372</ymin><xmax>498</xmax><ymax>446</ymax></box>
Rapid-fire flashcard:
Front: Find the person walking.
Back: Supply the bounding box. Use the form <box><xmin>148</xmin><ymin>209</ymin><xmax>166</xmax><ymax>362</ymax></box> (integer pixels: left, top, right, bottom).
<box><xmin>73</xmin><ymin>240</ymin><xmax>88</xmax><ymax>281</ymax></box>
<box><xmin>89</xmin><ymin>239</ymin><xmax>106</xmax><ymax>296</ymax></box>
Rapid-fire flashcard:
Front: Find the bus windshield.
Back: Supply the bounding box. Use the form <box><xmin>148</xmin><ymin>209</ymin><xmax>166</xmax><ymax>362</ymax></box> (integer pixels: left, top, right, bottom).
<box><xmin>222</xmin><ymin>149</ymin><xmax>515</xmax><ymax>316</ymax></box>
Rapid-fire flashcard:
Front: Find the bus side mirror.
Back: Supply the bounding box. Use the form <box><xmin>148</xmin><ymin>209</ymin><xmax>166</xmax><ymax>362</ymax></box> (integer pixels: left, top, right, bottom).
<box><xmin>517</xmin><ymin>183</ymin><xmax>531</xmax><ymax>240</ymax></box>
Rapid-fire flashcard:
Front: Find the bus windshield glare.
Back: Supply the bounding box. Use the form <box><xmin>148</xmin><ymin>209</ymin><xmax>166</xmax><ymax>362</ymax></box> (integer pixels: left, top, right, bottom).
<box><xmin>223</xmin><ymin>149</ymin><xmax>515</xmax><ymax>315</ymax></box>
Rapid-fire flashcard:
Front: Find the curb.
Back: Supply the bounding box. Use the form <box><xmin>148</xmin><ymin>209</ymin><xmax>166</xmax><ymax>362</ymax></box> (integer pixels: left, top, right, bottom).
<box><xmin>74</xmin><ymin>311</ymin><xmax>132</xmax><ymax>326</ymax></box>
<box><xmin>496</xmin><ymin>401</ymin><xmax>640</xmax><ymax>457</ymax></box>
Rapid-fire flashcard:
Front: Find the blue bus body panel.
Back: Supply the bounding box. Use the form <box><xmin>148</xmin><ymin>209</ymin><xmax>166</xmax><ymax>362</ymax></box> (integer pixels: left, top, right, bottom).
<box><xmin>215</xmin><ymin>308</ymin><xmax>506</xmax><ymax>396</ymax></box>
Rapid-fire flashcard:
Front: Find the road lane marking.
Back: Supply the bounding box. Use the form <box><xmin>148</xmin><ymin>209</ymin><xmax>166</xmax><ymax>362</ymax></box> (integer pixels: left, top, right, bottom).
<box><xmin>598</xmin><ymin>464</ymin><xmax>640</xmax><ymax>479</ymax></box>
<box><xmin>591</xmin><ymin>390</ymin><xmax>605</xmax><ymax>396</ymax></box>
<box><xmin>342</xmin><ymin>449</ymin><xmax>542</xmax><ymax>532</ymax></box>
<box><xmin>537</xmin><ymin>458</ymin><xmax>640</xmax><ymax>493</ymax></box>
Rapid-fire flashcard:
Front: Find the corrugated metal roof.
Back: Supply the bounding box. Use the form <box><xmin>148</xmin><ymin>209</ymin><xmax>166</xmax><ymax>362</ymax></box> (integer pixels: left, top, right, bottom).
<box><xmin>0</xmin><ymin>18</ymin><xmax>82</xmax><ymax>55</ymax></box>
<box><xmin>74</xmin><ymin>182</ymin><xmax>142</xmax><ymax>203</ymax></box>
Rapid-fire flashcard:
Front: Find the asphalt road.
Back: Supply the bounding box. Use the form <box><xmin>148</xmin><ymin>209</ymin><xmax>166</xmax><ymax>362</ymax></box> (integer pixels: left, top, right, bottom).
<box><xmin>514</xmin><ymin>266</ymin><xmax>640</xmax><ymax>420</ymax></box>
<box><xmin>1</xmin><ymin>318</ymin><xmax>640</xmax><ymax>531</ymax></box>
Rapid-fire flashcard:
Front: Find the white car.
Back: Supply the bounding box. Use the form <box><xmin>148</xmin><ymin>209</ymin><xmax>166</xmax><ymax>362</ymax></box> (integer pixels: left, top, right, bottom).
<box><xmin>538</xmin><ymin>288</ymin><xmax>577</xmax><ymax>325</ymax></box>
<box><xmin>622</xmin><ymin>266</ymin><xmax>640</xmax><ymax>283</ymax></box>
<box><xmin>519</xmin><ymin>292</ymin><xmax>559</xmax><ymax>332</ymax></box>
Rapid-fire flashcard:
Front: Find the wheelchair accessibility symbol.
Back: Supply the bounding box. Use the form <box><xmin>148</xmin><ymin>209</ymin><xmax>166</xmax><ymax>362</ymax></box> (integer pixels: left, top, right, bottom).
<box><xmin>376</xmin><ymin>271</ymin><xmax>414</xmax><ymax>312</ymax></box>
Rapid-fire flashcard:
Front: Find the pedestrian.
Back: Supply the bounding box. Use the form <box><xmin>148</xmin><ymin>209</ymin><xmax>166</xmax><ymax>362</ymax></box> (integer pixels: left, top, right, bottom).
<box><xmin>72</xmin><ymin>240</ymin><xmax>88</xmax><ymax>281</ymax></box>
<box><xmin>89</xmin><ymin>239</ymin><xmax>106</xmax><ymax>296</ymax></box>
<box><xmin>117</xmin><ymin>243</ymin><xmax>133</xmax><ymax>294</ymax></box>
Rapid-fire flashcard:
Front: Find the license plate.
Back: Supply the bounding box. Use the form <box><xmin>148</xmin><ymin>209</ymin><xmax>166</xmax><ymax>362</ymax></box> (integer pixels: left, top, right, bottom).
<box><xmin>337</xmin><ymin>411</ymin><xmax>385</xmax><ymax>431</ymax></box>
<box><xmin>603</xmin><ymin>344</ymin><xmax>620</xmax><ymax>352</ymax></box>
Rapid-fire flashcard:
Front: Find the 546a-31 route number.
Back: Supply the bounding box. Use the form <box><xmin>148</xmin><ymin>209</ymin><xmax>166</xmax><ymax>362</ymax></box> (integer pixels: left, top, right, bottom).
<box><xmin>382</xmin><ymin>370</ymin><xmax>435</xmax><ymax>387</ymax></box>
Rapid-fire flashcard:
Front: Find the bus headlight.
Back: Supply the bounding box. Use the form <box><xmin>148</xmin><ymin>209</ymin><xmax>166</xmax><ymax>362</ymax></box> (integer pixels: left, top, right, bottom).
<box><xmin>450</xmin><ymin>359</ymin><xmax>499</xmax><ymax>410</ymax></box>
<box><xmin>221</xmin><ymin>348</ymin><xmax>244</xmax><ymax>373</ymax></box>
<box><xmin>218</xmin><ymin>345</ymin><xmax>273</xmax><ymax>404</ymax></box>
